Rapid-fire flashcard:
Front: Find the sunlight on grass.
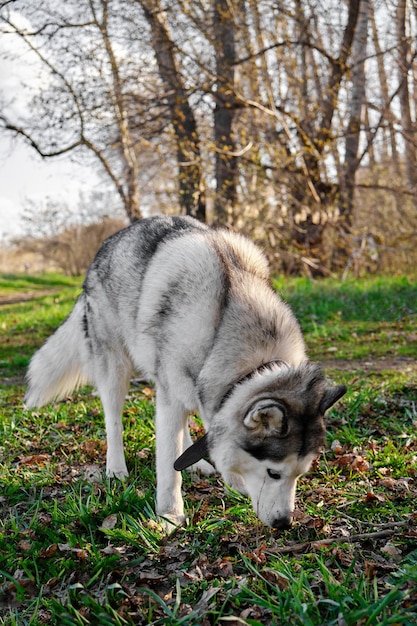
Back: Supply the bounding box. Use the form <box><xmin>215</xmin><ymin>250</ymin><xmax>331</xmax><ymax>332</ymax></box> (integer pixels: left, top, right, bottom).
<box><xmin>0</xmin><ymin>273</ymin><xmax>416</xmax><ymax>624</ymax></box>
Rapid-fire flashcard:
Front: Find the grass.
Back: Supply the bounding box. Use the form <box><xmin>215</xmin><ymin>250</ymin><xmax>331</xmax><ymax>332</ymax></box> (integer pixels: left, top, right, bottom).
<box><xmin>0</xmin><ymin>273</ymin><xmax>416</xmax><ymax>625</ymax></box>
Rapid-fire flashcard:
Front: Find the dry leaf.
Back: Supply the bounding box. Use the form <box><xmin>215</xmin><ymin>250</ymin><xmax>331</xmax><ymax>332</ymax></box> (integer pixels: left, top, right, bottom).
<box><xmin>365</xmin><ymin>491</ymin><xmax>386</xmax><ymax>503</ymax></box>
<box><xmin>18</xmin><ymin>454</ymin><xmax>50</xmax><ymax>467</ymax></box>
<box><xmin>262</xmin><ymin>569</ymin><xmax>290</xmax><ymax>589</ymax></box>
<box><xmin>58</xmin><ymin>543</ymin><xmax>88</xmax><ymax>560</ymax></box>
<box><xmin>83</xmin><ymin>464</ymin><xmax>103</xmax><ymax>483</ymax></box>
<box><xmin>380</xmin><ymin>541</ymin><xmax>402</xmax><ymax>561</ymax></box>
<box><xmin>335</xmin><ymin>453</ymin><xmax>370</xmax><ymax>473</ymax></box>
<box><xmin>331</xmin><ymin>439</ymin><xmax>343</xmax><ymax>454</ymax></box>
<box><xmin>245</xmin><ymin>541</ymin><xmax>267</xmax><ymax>564</ymax></box>
<box><xmin>381</xmin><ymin>477</ymin><xmax>410</xmax><ymax>491</ymax></box>
<box><xmin>18</xmin><ymin>539</ymin><xmax>31</xmax><ymax>552</ymax></box>
<box><xmin>100</xmin><ymin>514</ymin><xmax>118</xmax><ymax>530</ymax></box>
<box><xmin>39</xmin><ymin>544</ymin><xmax>58</xmax><ymax>559</ymax></box>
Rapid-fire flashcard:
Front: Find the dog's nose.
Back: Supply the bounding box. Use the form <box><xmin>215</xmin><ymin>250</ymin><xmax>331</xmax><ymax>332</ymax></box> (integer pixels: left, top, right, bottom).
<box><xmin>271</xmin><ymin>516</ymin><xmax>292</xmax><ymax>530</ymax></box>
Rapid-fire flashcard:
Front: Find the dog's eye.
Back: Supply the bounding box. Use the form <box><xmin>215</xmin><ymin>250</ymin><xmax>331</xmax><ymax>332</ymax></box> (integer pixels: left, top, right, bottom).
<box><xmin>267</xmin><ymin>469</ymin><xmax>281</xmax><ymax>480</ymax></box>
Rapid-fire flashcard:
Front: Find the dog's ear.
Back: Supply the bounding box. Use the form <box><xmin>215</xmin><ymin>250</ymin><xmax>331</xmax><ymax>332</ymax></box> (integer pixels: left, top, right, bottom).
<box><xmin>174</xmin><ymin>434</ymin><xmax>210</xmax><ymax>471</ymax></box>
<box><xmin>243</xmin><ymin>400</ymin><xmax>287</xmax><ymax>435</ymax></box>
<box><xmin>319</xmin><ymin>384</ymin><xmax>347</xmax><ymax>414</ymax></box>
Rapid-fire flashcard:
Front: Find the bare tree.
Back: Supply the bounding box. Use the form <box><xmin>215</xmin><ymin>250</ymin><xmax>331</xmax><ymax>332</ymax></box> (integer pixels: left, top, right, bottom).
<box><xmin>396</xmin><ymin>0</ymin><xmax>417</xmax><ymax>198</ymax></box>
<box><xmin>138</xmin><ymin>0</ymin><xmax>206</xmax><ymax>221</ymax></box>
<box><xmin>370</xmin><ymin>2</ymin><xmax>399</xmax><ymax>173</ymax></box>
<box><xmin>2</xmin><ymin>0</ymin><xmax>417</xmax><ymax>275</ymax></box>
<box><xmin>213</xmin><ymin>0</ymin><xmax>239</xmax><ymax>223</ymax></box>
<box><xmin>0</xmin><ymin>0</ymin><xmax>143</xmax><ymax>220</ymax></box>
<box><xmin>90</xmin><ymin>0</ymin><xmax>141</xmax><ymax>220</ymax></box>
<box><xmin>340</xmin><ymin>0</ymin><xmax>370</xmax><ymax>226</ymax></box>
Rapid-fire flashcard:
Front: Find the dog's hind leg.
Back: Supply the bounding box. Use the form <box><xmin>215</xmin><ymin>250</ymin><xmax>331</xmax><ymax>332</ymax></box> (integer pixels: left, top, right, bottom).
<box><xmin>154</xmin><ymin>390</ymin><xmax>189</xmax><ymax>530</ymax></box>
<box><xmin>92</xmin><ymin>353</ymin><xmax>132</xmax><ymax>479</ymax></box>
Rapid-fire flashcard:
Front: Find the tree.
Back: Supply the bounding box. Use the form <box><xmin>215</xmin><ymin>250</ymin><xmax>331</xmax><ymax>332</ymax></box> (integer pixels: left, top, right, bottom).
<box><xmin>396</xmin><ymin>0</ymin><xmax>417</xmax><ymax>199</ymax></box>
<box><xmin>2</xmin><ymin>0</ymin><xmax>417</xmax><ymax>275</ymax></box>
<box><xmin>213</xmin><ymin>0</ymin><xmax>238</xmax><ymax>223</ymax></box>
<box><xmin>138</xmin><ymin>0</ymin><xmax>206</xmax><ymax>221</ymax></box>
<box><xmin>0</xmin><ymin>0</ymin><xmax>144</xmax><ymax>220</ymax></box>
<box><xmin>340</xmin><ymin>0</ymin><xmax>370</xmax><ymax>227</ymax></box>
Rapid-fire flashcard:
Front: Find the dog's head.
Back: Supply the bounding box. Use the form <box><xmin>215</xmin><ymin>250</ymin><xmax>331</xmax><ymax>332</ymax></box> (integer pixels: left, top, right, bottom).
<box><xmin>175</xmin><ymin>363</ymin><xmax>346</xmax><ymax>529</ymax></box>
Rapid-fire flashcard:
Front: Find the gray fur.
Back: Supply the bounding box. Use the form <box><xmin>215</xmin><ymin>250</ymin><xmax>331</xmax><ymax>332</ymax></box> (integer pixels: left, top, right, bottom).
<box><xmin>25</xmin><ymin>215</ymin><xmax>346</xmax><ymax>530</ymax></box>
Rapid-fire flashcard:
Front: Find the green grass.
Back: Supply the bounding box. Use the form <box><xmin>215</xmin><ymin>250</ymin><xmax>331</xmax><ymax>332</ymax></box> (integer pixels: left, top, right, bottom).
<box><xmin>274</xmin><ymin>276</ymin><xmax>417</xmax><ymax>360</ymax></box>
<box><xmin>0</xmin><ymin>274</ymin><xmax>416</xmax><ymax>625</ymax></box>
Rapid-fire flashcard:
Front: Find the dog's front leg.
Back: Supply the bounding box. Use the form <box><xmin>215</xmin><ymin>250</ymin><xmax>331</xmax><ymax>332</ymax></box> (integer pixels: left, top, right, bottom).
<box><xmin>155</xmin><ymin>393</ymin><xmax>186</xmax><ymax>531</ymax></box>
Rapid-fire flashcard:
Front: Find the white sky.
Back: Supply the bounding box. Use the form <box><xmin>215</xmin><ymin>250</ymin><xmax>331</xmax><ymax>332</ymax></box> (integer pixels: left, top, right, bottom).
<box><xmin>0</xmin><ymin>139</ymin><xmax>101</xmax><ymax>241</ymax></box>
<box><xmin>0</xmin><ymin>12</ymin><xmax>101</xmax><ymax>243</ymax></box>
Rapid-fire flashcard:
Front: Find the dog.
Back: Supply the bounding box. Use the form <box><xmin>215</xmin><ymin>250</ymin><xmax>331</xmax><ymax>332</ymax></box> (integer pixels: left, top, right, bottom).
<box><xmin>25</xmin><ymin>215</ymin><xmax>346</xmax><ymax>530</ymax></box>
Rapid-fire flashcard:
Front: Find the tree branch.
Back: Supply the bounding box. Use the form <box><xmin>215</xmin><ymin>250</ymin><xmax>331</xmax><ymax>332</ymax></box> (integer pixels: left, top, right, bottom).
<box><xmin>0</xmin><ymin>117</ymin><xmax>83</xmax><ymax>157</ymax></box>
<box><xmin>268</xmin><ymin>527</ymin><xmax>405</xmax><ymax>555</ymax></box>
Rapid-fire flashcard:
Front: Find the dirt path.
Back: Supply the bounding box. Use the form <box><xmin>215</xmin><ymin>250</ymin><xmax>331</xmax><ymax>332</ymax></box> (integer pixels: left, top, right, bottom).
<box><xmin>322</xmin><ymin>355</ymin><xmax>417</xmax><ymax>373</ymax></box>
<box><xmin>1</xmin><ymin>290</ymin><xmax>415</xmax><ymax>384</ymax></box>
<box><xmin>0</xmin><ymin>290</ymin><xmax>56</xmax><ymax>306</ymax></box>
<box><xmin>2</xmin><ymin>356</ymin><xmax>415</xmax><ymax>389</ymax></box>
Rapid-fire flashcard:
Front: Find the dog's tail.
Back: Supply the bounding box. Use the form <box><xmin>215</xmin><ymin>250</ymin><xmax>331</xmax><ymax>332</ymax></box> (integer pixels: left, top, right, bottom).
<box><xmin>25</xmin><ymin>296</ymin><xmax>90</xmax><ymax>407</ymax></box>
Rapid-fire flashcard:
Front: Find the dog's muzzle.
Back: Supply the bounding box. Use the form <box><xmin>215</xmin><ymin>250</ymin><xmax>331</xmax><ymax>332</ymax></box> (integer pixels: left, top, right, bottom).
<box><xmin>271</xmin><ymin>515</ymin><xmax>292</xmax><ymax>531</ymax></box>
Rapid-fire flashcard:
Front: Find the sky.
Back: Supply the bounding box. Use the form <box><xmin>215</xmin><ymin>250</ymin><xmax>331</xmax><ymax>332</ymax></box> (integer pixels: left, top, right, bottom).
<box><xmin>0</xmin><ymin>139</ymin><xmax>101</xmax><ymax>241</ymax></box>
<box><xmin>0</xmin><ymin>11</ymin><xmax>100</xmax><ymax>243</ymax></box>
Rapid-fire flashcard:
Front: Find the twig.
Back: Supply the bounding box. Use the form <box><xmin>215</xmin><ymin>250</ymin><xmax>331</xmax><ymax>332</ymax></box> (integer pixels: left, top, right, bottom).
<box><xmin>269</xmin><ymin>528</ymin><xmax>398</xmax><ymax>555</ymax></box>
<box><xmin>337</xmin><ymin>513</ymin><xmax>412</xmax><ymax>530</ymax></box>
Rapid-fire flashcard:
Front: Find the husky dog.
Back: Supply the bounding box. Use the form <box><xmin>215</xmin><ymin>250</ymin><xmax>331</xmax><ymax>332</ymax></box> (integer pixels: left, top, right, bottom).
<box><xmin>25</xmin><ymin>216</ymin><xmax>346</xmax><ymax>530</ymax></box>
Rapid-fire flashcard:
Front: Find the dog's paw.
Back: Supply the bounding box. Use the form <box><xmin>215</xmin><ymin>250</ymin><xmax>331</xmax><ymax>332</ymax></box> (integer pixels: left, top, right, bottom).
<box><xmin>106</xmin><ymin>466</ymin><xmax>129</xmax><ymax>480</ymax></box>
<box><xmin>187</xmin><ymin>459</ymin><xmax>216</xmax><ymax>476</ymax></box>
<box><xmin>159</xmin><ymin>513</ymin><xmax>186</xmax><ymax>534</ymax></box>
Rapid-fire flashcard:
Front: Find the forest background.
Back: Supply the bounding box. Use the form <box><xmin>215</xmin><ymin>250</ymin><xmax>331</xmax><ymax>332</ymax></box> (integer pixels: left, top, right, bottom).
<box><xmin>0</xmin><ymin>0</ymin><xmax>417</xmax><ymax>277</ymax></box>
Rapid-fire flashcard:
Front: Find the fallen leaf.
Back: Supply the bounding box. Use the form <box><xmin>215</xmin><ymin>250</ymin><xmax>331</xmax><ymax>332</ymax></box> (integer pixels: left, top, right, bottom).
<box><xmin>39</xmin><ymin>544</ymin><xmax>58</xmax><ymax>559</ymax></box>
<box><xmin>380</xmin><ymin>477</ymin><xmax>410</xmax><ymax>491</ymax></box>
<box><xmin>240</xmin><ymin>605</ymin><xmax>266</xmax><ymax>620</ymax></box>
<box><xmin>334</xmin><ymin>453</ymin><xmax>370</xmax><ymax>473</ymax></box>
<box><xmin>100</xmin><ymin>514</ymin><xmax>118</xmax><ymax>530</ymax></box>
<box><xmin>81</xmin><ymin>440</ymin><xmax>106</xmax><ymax>458</ymax></box>
<box><xmin>365</xmin><ymin>491</ymin><xmax>386</xmax><ymax>503</ymax></box>
<box><xmin>262</xmin><ymin>569</ymin><xmax>290</xmax><ymax>589</ymax></box>
<box><xmin>193</xmin><ymin>587</ymin><xmax>220</xmax><ymax>613</ymax></box>
<box><xmin>18</xmin><ymin>454</ymin><xmax>51</xmax><ymax>467</ymax></box>
<box><xmin>136</xmin><ymin>570</ymin><xmax>168</xmax><ymax>584</ymax></box>
<box><xmin>141</xmin><ymin>387</ymin><xmax>155</xmax><ymax>398</ymax></box>
<box><xmin>215</xmin><ymin>557</ymin><xmax>234</xmax><ymax>577</ymax></box>
<box><xmin>380</xmin><ymin>541</ymin><xmax>402</xmax><ymax>561</ymax></box>
<box><xmin>331</xmin><ymin>439</ymin><xmax>343</xmax><ymax>454</ymax></box>
<box><xmin>101</xmin><ymin>544</ymin><xmax>127</xmax><ymax>555</ymax></box>
<box><xmin>244</xmin><ymin>542</ymin><xmax>267</xmax><ymax>564</ymax></box>
<box><xmin>377</xmin><ymin>467</ymin><xmax>391</xmax><ymax>476</ymax></box>
<box><xmin>58</xmin><ymin>543</ymin><xmax>89</xmax><ymax>560</ymax></box>
<box><xmin>18</xmin><ymin>540</ymin><xmax>31</xmax><ymax>552</ymax></box>
<box><xmin>83</xmin><ymin>464</ymin><xmax>103</xmax><ymax>483</ymax></box>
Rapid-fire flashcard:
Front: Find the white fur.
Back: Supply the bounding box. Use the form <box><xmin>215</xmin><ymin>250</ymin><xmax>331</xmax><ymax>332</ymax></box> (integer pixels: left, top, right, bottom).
<box><xmin>217</xmin><ymin>451</ymin><xmax>316</xmax><ymax>527</ymax></box>
<box><xmin>24</xmin><ymin>216</ymin><xmax>344</xmax><ymax>530</ymax></box>
<box><xmin>25</xmin><ymin>299</ymin><xmax>89</xmax><ymax>407</ymax></box>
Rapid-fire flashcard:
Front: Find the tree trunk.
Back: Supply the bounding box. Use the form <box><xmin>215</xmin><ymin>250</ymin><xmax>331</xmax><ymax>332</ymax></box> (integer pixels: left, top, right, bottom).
<box><xmin>340</xmin><ymin>0</ymin><xmax>370</xmax><ymax>227</ymax></box>
<box><xmin>140</xmin><ymin>1</ymin><xmax>206</xmax><ymax>221</ymax></box>
<box><xmin>213</xmin><ymin>0</ymin><xmax>238</xmax><ymax>224</ymax></box>
<box><xmin>92</xmin><ymin>0</ymin><xmax>142</xmax><ymax>222</ymax></box>
<box><xmin>293</xmin><ymin>0</ymin><xmax>360</xmax><ymax>271</ymax></box>
<box><xmin>397</xmin><ymin>0</ymin><xmax>417</xmax><ymax>199</ymax></box>
<box><xmin>370</xmin><ymin>2</ymin><xmax>400</xmax><ymax>173</ymax></box>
